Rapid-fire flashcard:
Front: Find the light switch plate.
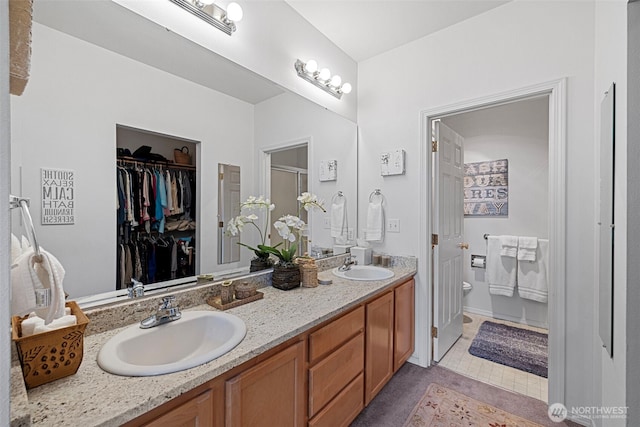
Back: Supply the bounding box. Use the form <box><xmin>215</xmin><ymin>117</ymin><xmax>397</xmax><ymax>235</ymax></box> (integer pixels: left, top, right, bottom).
<box><xmin>387</xmin><ymin>219</ymin><xmax>400</xmax><ymax>233</ymax></box>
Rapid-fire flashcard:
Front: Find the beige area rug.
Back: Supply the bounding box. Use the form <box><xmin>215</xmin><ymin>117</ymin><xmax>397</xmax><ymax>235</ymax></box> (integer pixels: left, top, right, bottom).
<box><xmin>404</xmin><ymin>383</ymin><xmax>544</xmax><ymax>427</ymax></box>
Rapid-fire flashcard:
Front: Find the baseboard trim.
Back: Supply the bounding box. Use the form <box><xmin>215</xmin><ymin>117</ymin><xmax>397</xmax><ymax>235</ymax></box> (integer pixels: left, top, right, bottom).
<box><xmin>463</xmin><ymin>306</ymin><xmax>549</xmax><ymax>329</ymax></box>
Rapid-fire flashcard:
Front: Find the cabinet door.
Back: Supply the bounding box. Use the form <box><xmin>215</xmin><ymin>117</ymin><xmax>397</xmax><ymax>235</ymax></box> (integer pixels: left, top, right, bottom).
<box><xmin>394</xmin><ymin>279</ymin><xmax>415</xmax><ymax>372</ymax></box>
<box><xmin>365</xmin><ymin>291</ymin><xmax>394</xmax><ymax>405</ymax></box>
<box><xmin>143</xmin><ymin>390</ymin><xmax>213</xmax><ymax>427</ymax></box>
<box><xmin>225</xmin><ymin>341</ymin><xmax>305</xmax><ymax>427</ymax></box>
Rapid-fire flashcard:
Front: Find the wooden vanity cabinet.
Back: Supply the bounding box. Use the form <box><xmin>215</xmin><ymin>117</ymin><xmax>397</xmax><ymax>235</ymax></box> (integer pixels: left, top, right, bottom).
<box><xmin>394</xmin><ymin>278</ymin><xmax>415</xmax><ymax>371</ymax></box>
<box><xmin>365</xmin><ymin>278</ymin><xmax>416</xmax><ymax>405</ymax></box>
<box><xmin>225</xmin><ymin>341</ymin><xmax>305</xmax><ymax>427</ymax></box>
<box><xmin>364</xmin><ymin>291</ymin><xmax>394</xmax><ymax>405</ymax></box>
<box><xmin>308</xmin><ymin>306</ymin><xmax>365</xmax><ymax>427</ymax></box>
<box><xmin>125</xmin><ymin>276</ymin><xmax>415</xmax><ymax>427</ymax></box>
<box><xmin>142</xmin><ymin>390</ymin><xmax>214</xmax><ymax>427</ymax></box>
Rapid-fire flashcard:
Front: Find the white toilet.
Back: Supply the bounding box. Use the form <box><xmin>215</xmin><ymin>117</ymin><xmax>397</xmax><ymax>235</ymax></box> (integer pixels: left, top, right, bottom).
<box><xmin>462</xmin><ymin>281</ymin><xmax>473</xmax><ymax>323</ymax></box>
<box><xmin>463</xmin><ymin>281</ymin><xmax>473</xmax><ymax>296</ymax></box>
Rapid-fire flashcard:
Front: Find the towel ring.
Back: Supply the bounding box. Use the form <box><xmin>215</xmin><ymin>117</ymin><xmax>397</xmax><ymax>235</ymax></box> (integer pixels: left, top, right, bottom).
<box><xmin>331</xmin><ymin>191</ymin><xmax>346</xmax><ymax>205</ymax></box>
<box><xmin>369</xmin><ymin>189</ymin><xmax>384</xmax><ymax>203</ymax></box>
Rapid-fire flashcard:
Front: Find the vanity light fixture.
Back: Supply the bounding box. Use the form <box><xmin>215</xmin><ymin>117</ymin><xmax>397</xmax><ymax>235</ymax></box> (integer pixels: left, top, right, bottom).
<box><xmin>295</xmin><ymin>59</ymin><xmax>352</xmax><ymax>99</ymax></box>
<box><xmin>169</xmin><ymin>0</ymin><xmax>243</xmax><ymax>35</ymax></box>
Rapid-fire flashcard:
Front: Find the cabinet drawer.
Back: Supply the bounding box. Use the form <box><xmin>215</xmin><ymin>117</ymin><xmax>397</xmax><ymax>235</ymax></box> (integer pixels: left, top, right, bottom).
<box><xmin>308</xmin><ymin>373</ymin><xmax>364</xmax><ymax>427</ymax></box>
<box><xmin>309</xmin><ymin>306</ymin><xmax>364</xmax><ymax>364</ymax></box>
<box><xmin>309</xmin><ymin>333</ymin><xmax>364</xmax><ymax>417</ymax></box>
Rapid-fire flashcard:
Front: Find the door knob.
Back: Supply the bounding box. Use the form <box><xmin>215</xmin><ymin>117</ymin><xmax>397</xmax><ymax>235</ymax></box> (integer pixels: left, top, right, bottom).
<box><xmin>458</xmin><ymin>243</ymin><xmax>469</xmax><ymax>250</ymax></box>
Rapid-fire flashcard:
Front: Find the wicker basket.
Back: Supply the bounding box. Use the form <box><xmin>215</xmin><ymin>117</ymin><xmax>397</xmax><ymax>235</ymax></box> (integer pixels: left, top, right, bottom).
<box><xmin>173</xmin><ymin>146</ymin><xmax>191</xmax><ymax>165</ymax></box>
<box><xmin>297</xmin><ymin>257</ymin><xmax>318</xmax><ymax>288</ymax></box>
<box><xmin>11</xmin><ymin>301</ymin><xmax>89</xmax><ymax>389</ymax></box>
<box><xmin>271</xmin><ymin>263</ymin><xmax>301</xmax><ymax>290</ymax></box>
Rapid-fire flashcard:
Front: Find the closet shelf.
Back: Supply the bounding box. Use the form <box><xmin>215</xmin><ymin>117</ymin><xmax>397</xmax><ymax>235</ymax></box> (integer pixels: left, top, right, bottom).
<box><xmin>117</xmin><ymin>155</ymin><xmax>196</xmax><ymax>171</ymax></box>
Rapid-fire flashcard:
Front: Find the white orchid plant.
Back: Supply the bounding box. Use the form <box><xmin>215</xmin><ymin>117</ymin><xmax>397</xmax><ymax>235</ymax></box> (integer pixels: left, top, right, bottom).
<box><xmin>226</xmin><ymin>196</ymin><xmax>275</xmax><ymax>262</ymax></box>
<box><xmin>227</xmin><ymin>192</ymin><xmax>325</xmax><ymax>266</ymax></box>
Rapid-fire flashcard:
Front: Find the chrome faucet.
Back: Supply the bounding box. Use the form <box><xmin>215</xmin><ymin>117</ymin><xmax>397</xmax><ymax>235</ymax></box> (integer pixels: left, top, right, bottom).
<box><xmin>128</xmin><ymin>279</ymin><xmax>145</xmax><ymax>298</ymax></box>
<box><xmin>338</xmin><ymin>255</ymin><xmax>358</xmax><ymax>272</ymax></box>
<box><xmin>140</xmin><ymin>295</ymin><xmax>182</xmax><ymax>329</ymax></box>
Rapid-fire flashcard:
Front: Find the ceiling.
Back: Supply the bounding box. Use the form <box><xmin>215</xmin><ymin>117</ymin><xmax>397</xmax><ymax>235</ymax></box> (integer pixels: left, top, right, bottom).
<box><xmin>32</xmin><ymin>0</ymin><xmax>510</xmax><ymax>105</ymax></box>
<box><xmin>33</xmin><ymin>0</ymin><xmax>285</xmax><ymax>105</ymax></box>
<box><xmin>285</xmin><ymin>0</ymin><xmax>511</xmax><ymax>62</ymax></box>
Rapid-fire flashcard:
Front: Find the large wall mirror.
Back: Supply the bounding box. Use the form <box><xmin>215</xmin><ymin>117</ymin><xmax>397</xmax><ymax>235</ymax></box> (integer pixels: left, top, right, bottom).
<box><xmin>9</xmin><ymin>1</ymin><xmax>357</xmax><ymax>301</ymax></box>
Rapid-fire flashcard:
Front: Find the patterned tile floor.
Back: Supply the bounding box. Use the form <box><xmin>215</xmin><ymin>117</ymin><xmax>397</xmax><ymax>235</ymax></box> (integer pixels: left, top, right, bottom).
<box><xmin>438</xmin><ymin>312</ymin><xmax>549</xmax><ymax>403</ymax></box>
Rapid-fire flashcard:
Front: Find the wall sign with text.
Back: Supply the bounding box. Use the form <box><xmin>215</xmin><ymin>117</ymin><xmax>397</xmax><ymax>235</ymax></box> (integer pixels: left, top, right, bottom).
<box><xmin>41</xmin><ymin>168</ymin><xmax>75</xmax><ymax>225</ymax></box>
<box><xmin>464</xmin><ymin>159</ymin><xmax>508</xmax><ymax>217</ymax></box>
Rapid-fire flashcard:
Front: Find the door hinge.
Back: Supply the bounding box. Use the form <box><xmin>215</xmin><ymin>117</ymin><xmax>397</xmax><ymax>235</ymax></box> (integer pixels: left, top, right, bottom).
<box><xmin>219</xmin><ymin>173</ymin><xmax>224</xmax><ymax>180</ymax></box>
<box><xmin>431</xmin><ymin>326</ymin><xmax>438</xmax><ymax>338</ymax></box>
<box><xmin>218</xmin><ymin>221</ymin><xmax>224</xmax><ymax>228</ymax></box>
<box><xmin>432</xmin><ymin>140</ymin><xmax>438</xmax><ymax>152</ymax></box>
<box><xmin>432</xmin><ymin>234</ymin><xmax>439</xmax><ymax>245</ymax></box>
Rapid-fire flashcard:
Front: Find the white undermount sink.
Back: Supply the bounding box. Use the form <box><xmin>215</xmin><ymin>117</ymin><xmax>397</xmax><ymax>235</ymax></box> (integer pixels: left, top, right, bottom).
<box><xmin>97</xmin><ymin>310</ymin><xmax>247</xmax><ymax>376</ymax></box>
<box><xmin>332</xmin><ymin>265</ymin><xmax>394</xmax><ymax>281</ymax></box>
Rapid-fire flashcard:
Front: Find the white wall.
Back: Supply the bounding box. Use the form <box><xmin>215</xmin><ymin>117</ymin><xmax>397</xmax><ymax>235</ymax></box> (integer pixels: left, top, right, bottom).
<box><xmin>10</xmin><ymin>23</ymin><xmax>256</xmax><ymax>298</ymax></box>
<box><xmin>443</xmin><ymin>97</ymin><xmax>549</xmax><ymax>328</ymax></box>
<box><xmin>115</xmin><ymin>0</ymin><xmax>358</xmax><ymax>122</ymax></box>
<box><xmin>358</xmin><ymin>0</ymin><xmax>596</xmax><ymax>410</ymax></box>
<box><xmin>593</xmin><ymin>1</ymin><xmax>628</xmax><ymax>425</ymax></box>
<box><xmin>626</xmin><ymin>3</ymin><xmax>640</xmax><ymax>424</ymax></box>
<box><xmin>1</xmin><ymin>0</ymin><xmax>11</xmax><ymax>423</ymax></box>
<box><xmin>254</xmin><ymin>92</ymin><xmax>358</xmax><ymax>251</ymax></box>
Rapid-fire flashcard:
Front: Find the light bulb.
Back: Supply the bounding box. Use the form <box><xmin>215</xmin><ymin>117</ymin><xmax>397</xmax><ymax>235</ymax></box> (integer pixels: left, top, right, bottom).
<box><xmin>226</xmin><ymin>2</ymin><xmax>243</xmax><ymax>22</ymax></box>
<box><xmin>340</xmin><ymin>83</ymin><xmax>352</xmax><ymax>94</ymax></box>
<box><xmin>304</xmin><ymin>60</ymin><xmax>318</xmax><ymax>74</ymax></box>
<box><xmin>330</xmin><ymin>75</ymin><xmax>342</xmax><ymax>87</ymax></box>
<box><xmin>318</xmin><ymin>68</ymin><xmax>331</xmax><ymax>82</ymax></box>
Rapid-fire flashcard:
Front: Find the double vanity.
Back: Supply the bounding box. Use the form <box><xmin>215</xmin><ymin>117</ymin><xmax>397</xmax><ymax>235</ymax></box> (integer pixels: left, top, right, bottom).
<box><xmin>11</xmin><ymin>257</ymin><xmax>416</xmax><ymax>426</ymax></box>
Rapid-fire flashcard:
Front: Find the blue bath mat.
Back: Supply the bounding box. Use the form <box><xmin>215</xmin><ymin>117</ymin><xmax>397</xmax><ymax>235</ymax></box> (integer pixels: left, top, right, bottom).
<box><xmin>468</xmin><ymin>321</ymin><xmax>548</xmax><ymax>378</ymax></box>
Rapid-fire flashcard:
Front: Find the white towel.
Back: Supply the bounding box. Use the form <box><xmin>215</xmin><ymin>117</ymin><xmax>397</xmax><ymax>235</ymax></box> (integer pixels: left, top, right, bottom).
<box><xmin>487</xmin><ymin>236</ymin><xmax>517</xmax><ymax>296</ymax></box>
<box><xmin>518</xmin><ymin>239</ymin><xmax>549</xmax><ymax>303</ymax></box>
<box><xmin>31</xmin><ymin>315</ymin><xmax>77</xmax><ymax>336</ymax></box>
<box><xmin>11</xmin><ymin>233</ymin><xmax>22</xmax><ymax>264</ymax></box>
<box><xmin>11</xmin><ymin>248</ymin><xmax>66</xmax><ymax>324</ymax></box>
<box><xmin>518</xmin><ymin>236</ymin><xmax>538</xmax><ymax>261</ymax></box>
<box><xmin>364</xmin><ymin>201</ymin><xmax>384</xmax><ymax>242</ymax></box>
<box><xmin>330</xmin><ymin>201</ymin><xmax>347</xmax><ymax>239</ymax></box>
<box><xmin>500</xmin><ymin>235</ymin><xmax>518</xmax><ymax>258</ymax></box>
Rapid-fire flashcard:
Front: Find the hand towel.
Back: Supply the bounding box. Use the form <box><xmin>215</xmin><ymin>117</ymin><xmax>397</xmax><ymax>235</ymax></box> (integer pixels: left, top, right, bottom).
<box><xmin>499</xmin><ymin>235</ymin><xmax>518</xmax><ymax>258</ymax></box>
<box><xmin>517</xmin><ymin>236</ymin><xmax>538</xmax><ymax>261</ymax></box>
<box><xmin>518</xmin><ymin>239</ymin><xmax>549</xmax><ymax>303</ymax></box>
<box><xmin>330</xmin><ymin>201</ymin><xmax>347</xmax><ymax>239</ymax></box>
<box><xmin>11</xmin><ymin>248</ymin><xmax>66</xmax><ymax>324</ymax></box>
<box><xmin>365</xmin><ymin>201</ymin><xmax>384</xmax><ymax>242</ymax></box>
<box><xmin>11</xmin><ymin>233</ymin><xmax>21</xmax><ymax>264</ymax></box>
<box><xmin>31</xmin><ymin>315</ymin><xmax>77</xmax><ymax>336</ymax></box>
<box><xmin>487</xmin><ymin>236</ymin><xmax>517</xmax><ymax>296</ymax></box>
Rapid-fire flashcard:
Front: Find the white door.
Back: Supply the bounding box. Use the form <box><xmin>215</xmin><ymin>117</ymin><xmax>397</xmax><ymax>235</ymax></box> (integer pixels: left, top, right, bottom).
<box><xmin>433</xmin><ymin>121</ymin><xmax>465</xmax><ymax>362</ymax></box>
<box><xmin>218</xmin><ymin>164</ymin><xmax>241</xmax><ymax>264</ymax></box>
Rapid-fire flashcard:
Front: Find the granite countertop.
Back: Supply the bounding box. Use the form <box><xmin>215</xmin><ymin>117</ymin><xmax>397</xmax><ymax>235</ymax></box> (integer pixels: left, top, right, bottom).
<box><xmin>12</xmin><ymin>262</ymin><xmax>416</xmax><ymax>426</ymax></box>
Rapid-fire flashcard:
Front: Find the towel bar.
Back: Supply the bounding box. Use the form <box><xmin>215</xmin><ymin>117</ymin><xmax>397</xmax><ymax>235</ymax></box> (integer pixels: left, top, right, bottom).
<box><xmin>10</xmin><ymin>195</ymin><xmax>50</xmax><ymax>308</ymax></box>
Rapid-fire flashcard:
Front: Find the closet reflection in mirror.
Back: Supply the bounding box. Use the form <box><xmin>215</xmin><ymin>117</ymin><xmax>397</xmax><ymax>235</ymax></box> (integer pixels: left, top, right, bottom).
<box><xmin>10</xmin><ymin>2</ymin><xmax>357</xmax><ymax>301</ymax></box>
<box><xmin>116</xmin><ymin>125</ymin><xmax>198</xmax><ymax>290</ymax></box>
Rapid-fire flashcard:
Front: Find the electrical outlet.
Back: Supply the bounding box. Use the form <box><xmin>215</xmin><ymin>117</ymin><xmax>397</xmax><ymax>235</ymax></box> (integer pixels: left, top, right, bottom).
<box><xmin>323</xmin><ymin>217</ymin><xmax>331</xmax><ymax>229</ymax></box>
<box><xmin>387</xmin><ymin>219</ymin><xmax>400</xmax><ymax>233</ymax></box>
<box><xmin>347</xmin><ymin>228</ymin><xmax>354</xmax><ymax>240</ymax></box>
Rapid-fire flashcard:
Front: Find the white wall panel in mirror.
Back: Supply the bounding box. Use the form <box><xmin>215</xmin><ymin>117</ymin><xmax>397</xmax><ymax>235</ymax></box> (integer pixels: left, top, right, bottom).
<box><xmin>254</xmin><ymin>92</ymin><xmax>358</xmax><ymax>253</ymax></box>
